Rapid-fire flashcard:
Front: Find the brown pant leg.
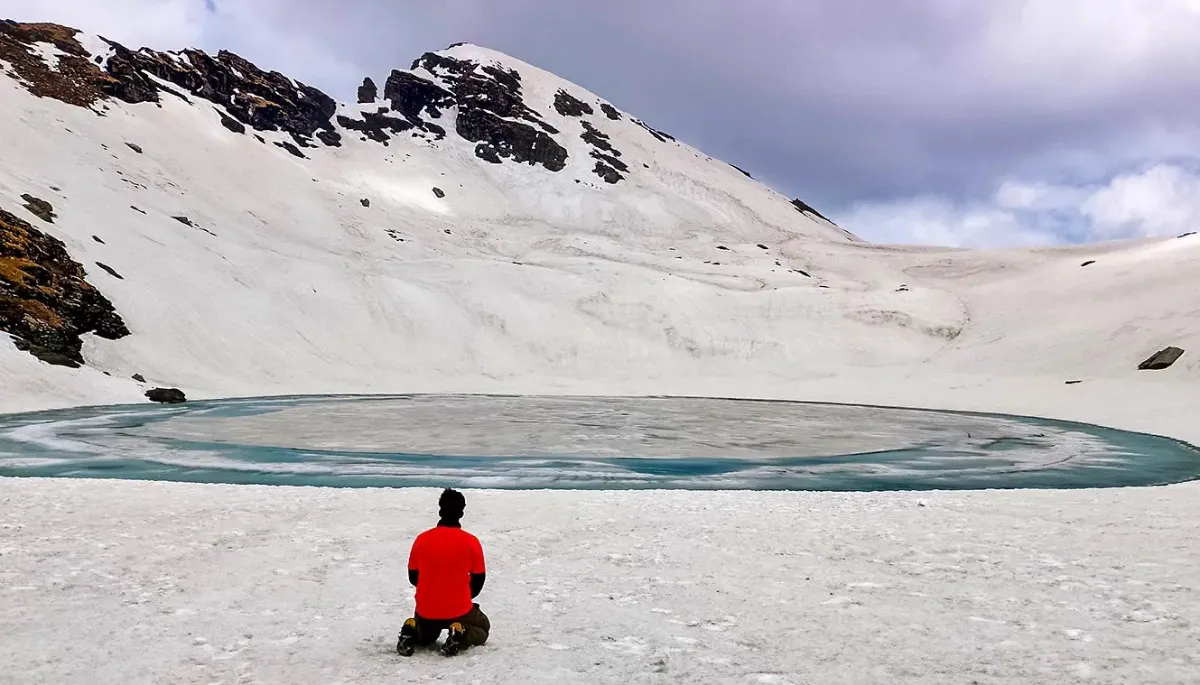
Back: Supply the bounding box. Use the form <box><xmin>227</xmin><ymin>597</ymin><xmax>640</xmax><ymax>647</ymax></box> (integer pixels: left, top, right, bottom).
<box><xmin>457</xmin><ymin>603</ymin><xmax>490</xmax><ymax>646</ymax></box>
<box><xmin>413</xmin><ymin>615</ymin><xmax>449</xmax><ymax>647</ymax></box>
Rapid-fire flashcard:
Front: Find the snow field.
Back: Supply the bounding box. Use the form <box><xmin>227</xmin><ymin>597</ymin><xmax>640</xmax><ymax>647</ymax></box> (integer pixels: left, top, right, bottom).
<box><xmin>2</xmin><ymin>478</ymin><xmax>1198</xmax><ymax>684</ymax></box>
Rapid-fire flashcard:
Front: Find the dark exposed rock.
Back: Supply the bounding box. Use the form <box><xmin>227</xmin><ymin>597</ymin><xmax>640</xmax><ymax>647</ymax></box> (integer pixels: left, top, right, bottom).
<box><xmin>790</xmin><ymin>198</ymin><xmax>834</xmax><ymax>224</ymax></box>
<box><xmin>146</xmin><ymin>387</ymin><xmax>187</xmax><ymax>404</ymax></box>
<box><xmin>457</xmin><ymin>108</ymin><xmax>567</xmax><ymax>171</ymax></box>
<box><xmin>315</xmin><ymin>129</ymin><xmax>342</xmax><ymax>146</ymax></box>
<box><xmin>383</xmin><ymin>70</ymin><xmax>454</xmax><ymax>123</ymax></box>
<box><xmin>1081</xmin><ymin>260</ymin><xmax>1095</xmax><ymax>267</ymax></box>
<box><xmin>95</xmin><ymin>262</ymin><xmax>123</xmax><ymax>280</ymax></box>
<box><xmin>1180</xmin><ymin>231</ymin><xmax>1196</xmax><ymax>238</ymax></box>
<box><xmin>1138</xmin><ymin>346</ymin><xmax>1185</xmax><ymax>371</ymax></box>
<box><xmin>92</xmin><ymin>236</ymin><xmax>104</xmax><ymax>244</ymax></box>
<box><xmin>172</xmin><ymin>216</ymin><xmax>193</xmax><ymax>227</ymax></box>
<box><xmin>2</xmin><ymin>22</ymin><xmax>340</xmax><ymax>148</ymax></box>
<box><xmin>593</xmin><ymin>160</ymin><xmax>623</xmax><ymax>184</ymax></box>
<box><xmin>731</xmin><ymin>164</ymin><xmax>752</xmax><ymax>178</ymax></box>
<box><xmin>132</xmin><ymin>373</ymin><xmax>146</xmax><ymax>382</ymax></box>
<box><xmin>716</xmin><ymin>245</ymin><xmax>730</xmax><ymax>251</ymax></box>
<box><xmin>360</xmin><ymin>198</ymin><xmax>370</xmax><ymax>208</ymax></box>
<box><xmin>1</xmin><ymin>208</ymin><xmax>130</xmax><ymax>367</ymax></box>
<box><xmin>795</xmin><ymin>270</ymin><xmax>811</xmax><ymax>278</ymax></box>
<box><xmin>474</xmin><ymin>142</ymin><xmax>502</xmax><ymax>164</ymax></box>
<box><xmin>600</xmin><ymin>103</ymin><xmax>622</xmax><ymax>120</ymax></box>
<box><xmin>357</xmin><ymin>77</ymin><xmax>378</xmax><ymax>104</ymax></box>
<box><xmin>633</xmin><ymin>118</ymin><xmax>675</xmax><ymax>143</ymax></box>
<box><xmin>581</xmin><ymin>121</ymin><xmax>619</xmax><ymax>155</ymax></box>
<box><xmin>432</xmin><ymin>187</ymin><xmax>445</xmax><ymax>199</ymax></box>
<box><xmin>1065</xmin><ymin>380</ymin><xmax>1083</xmax><ymax>385</ymax></box>
<box><xmin>215</xmin><ymin>112</ymin><xmax>246</xmax><ymax>134</ymax></box>
<box><xmin>336</xmin><ymin>111</ymin><xmax>413</xmax><ymax>143</ymax></box>
<box><xmin>0</xmin><ymin>21</ymin><xmax>120</xmax><ymax>108</ymax></box>
<box><xmin>757</xmin><ymin>244</ymin><xmax>768</xmax><ymax>250</ymax></box>
<box><xmin>554</xmin><ymin>89</ymin><xmax>593</xmax><ymax>117</ymax></box>
<box><xmin>125</xmin><ymin>142</ymin><xmax>143</xmax><ymax>154</ymax></box>
<box><xmin>275</xmin><ymin>140</ymin><xmax>307</xmax><ymax>158</ymax></box>
<box><xmin>896</xmin><ymin>284</ymin><xmax>909</xmax><ymax>292</ymax></box>
<box><xmin>21</xmin><ymin>194</ymin><xmax>55</xmax><ymax>223</ymax></box>
<box><xmin>590</xmin><ymin>150</ymin><xmax>627</xmax><ymax>172</ymax></box>
<box><xmin>131</xmin><ymin>205</ymin><xmax>146</xmax><ymax>214</ymax></box>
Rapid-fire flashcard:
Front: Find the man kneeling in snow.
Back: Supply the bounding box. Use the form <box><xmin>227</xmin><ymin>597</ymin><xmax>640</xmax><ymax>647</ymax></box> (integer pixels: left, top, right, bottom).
<box><xmin>397</xmin><ymin>488</ymin><xmax>490</xmax><ymax>657</ymax></box>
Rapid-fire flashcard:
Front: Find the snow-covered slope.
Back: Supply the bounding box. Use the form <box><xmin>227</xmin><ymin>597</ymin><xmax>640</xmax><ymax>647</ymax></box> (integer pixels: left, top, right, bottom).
<box><xmin>1</xmin><ymin>20</ymin><xmax>1197</xmax><ymax>432</ymax></box>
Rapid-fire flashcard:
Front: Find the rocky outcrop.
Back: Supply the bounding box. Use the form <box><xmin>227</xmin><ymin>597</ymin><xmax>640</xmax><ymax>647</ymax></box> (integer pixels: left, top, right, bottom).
<box><xmin>456</xmin><ymin>108</ymin><xmax>567</xmax><ymax>171</ymax></box>
<box><xmin>0</xmin><ymin>21</ymin><xmax>119</xmax><ymax>108</ymax></box>
<box><xmin>600</xmin><ymin>103</ymin><xmax>622</xmax><ymax>120</ymax></box>
<box><xmin>21</xmin><ymin>194</ymin><xmax>55</xmax><ymax>223</ymax></box>
<box><xmin>554</xmin><ymin>89</ymin><xmax>593</xmax><ymax>117</ymax></box>
<box><xmin>1</xmin><ymin>208</ymin><xmax>130</xmax><ymax>368</ymax></box>
<box><xmin>790</xmin><ymin>198</ymin><xmax>834</xmax><ymax>224</ymax></box>
<box><xmin>368</xmin><ymin>51</ymin><xmax>568</xmax><ymax>170</ymax></box>
<box><xmin>1138</xmin><ymin>346</ymin><xmax>1185</xmax><ymax>370</ymax></box>
<box><xmin>1</xmin><ymin>21</ymin><xmax>341</xmax><ymax>148</ymax></box>
<box><xmin>357</xmin><ymin>77</ymin><xmax>377</xmax><ymax>104</ymax></box>
<box><xmin>633</xmin><ymin>118</ymin><xmax>675</xmax><ymax>143</ymax></box>
<box><xmin>146</xmin><ymin>387</ymin><xmax>186</xmax><ymax>403</ymax></box>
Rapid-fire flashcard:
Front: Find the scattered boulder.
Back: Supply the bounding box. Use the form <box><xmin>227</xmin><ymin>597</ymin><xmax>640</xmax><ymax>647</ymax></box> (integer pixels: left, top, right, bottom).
<box><xmin>757</xmin><ymin>244</ymin><xmax>768</xmax><ymax>250</ymax></box>
<box><xmin>145</xmin><ymin>387</ymin><xmax>186</xmax><ymax>404</ymax></box>
<box><xmin>132</xmin><ymin>373</ymin><xmax>146</xmax><ymax>383</ymax></box>
<box><xmin>1138</xmin><ymin>346</ymin><xmax>1185</xmax><ymax>371</ymax></box>
<box><xmin>275</xmin><ymin>140</ymin><xmax>307</xmax><ymax>159</ymax></box>
<box><xmin>896</xmin><ymin>284</ymin><xmax>910</xmax><ymax>292</ymax></box>
<box><xmin>172</xmin><ymin>215</ymin><xmax>193</xmax><ymax>226</ymax></box>
<box><xmin>92</xmin><ymin>235</ymin><xmax>104</xmax><ymax>244</ymax></box>
<box><xmin>131</xmin><ymin>205</ymin><xmax>146</xmax><ymax>214</ymax></box>
<box><xmin>432</xmin><ymin>187</ymin><xmax>445</xmax><ymax>199</ymax></box>
<box><xmin>1065</xmin><ymin>380</ymin><xmax>1083</xmax><ymax>385</ymax></box>
<box><xmin>716</xmin><ymin>245</ymin><xmax>730</xmax><ymax>251</ymax></box>
<box><xmin>21</xmin><ymin>194</ymin><xmax>55</xmax><ymax>223</ymax></box>
<box><xmin>0</xmin><ymin>208</ymin><xmax>130</xmax><ymax>367</ymax></box>
<box><xmin>95</xmin><ymin>262</ymin><xmax>123</xmax><ymax>280</ymax></box>
<box><xmin>360</xmin><ymin>198</ymin><xmax>370</xmax><ymax>208</ymax></box>
<box><xmin>1081</xmin><ymin>260</ymin><xmax>1096</xmax><ymax>267</ymax></box>
<box><xmin>357</xmin><ymin>77</ymin><xmax>378</xmax><ymax>104</ymax></box>
<box><xmin>599</xmin><ymin>103</ymin><xmax>622</xmax><ymax>120</ymax></box>
<box><xmin>218</xmin><ymin>112</ymin><xmax>246</xmax><ymax>134</ymax></box>
<box><xmin>125</xmin><ymin>142</ymin><xmax>143</xmax><ymax>154</ymax></box>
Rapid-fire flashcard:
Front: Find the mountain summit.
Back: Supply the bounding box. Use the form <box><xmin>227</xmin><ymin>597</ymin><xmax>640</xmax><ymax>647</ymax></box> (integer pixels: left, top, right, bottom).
<box><xmin>0</xmin><ymin>20</ymin><xmax>1195</xmax><ymax>411</ymax></box>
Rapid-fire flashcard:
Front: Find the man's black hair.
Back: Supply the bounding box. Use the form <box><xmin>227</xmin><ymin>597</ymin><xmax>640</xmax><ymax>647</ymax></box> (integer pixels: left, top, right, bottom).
<box><xmin>439</xmin><ymin>487</ymin><xmax>466</xmax><ymax>522</ymax></box>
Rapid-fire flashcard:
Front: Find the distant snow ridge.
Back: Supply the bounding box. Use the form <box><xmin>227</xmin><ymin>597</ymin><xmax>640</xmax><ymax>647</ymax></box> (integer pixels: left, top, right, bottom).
<box><xmin>0</xmin><ymin>20</ymin><xmax>837</xmax><ymax>209</ymax></box>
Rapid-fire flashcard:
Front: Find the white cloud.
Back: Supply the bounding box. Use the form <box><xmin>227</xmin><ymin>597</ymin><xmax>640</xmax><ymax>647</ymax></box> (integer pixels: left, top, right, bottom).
<box><xmin>844</xmin><ymin>164</ymin><xmax>1200</xmax><ymax>248</ymax></box>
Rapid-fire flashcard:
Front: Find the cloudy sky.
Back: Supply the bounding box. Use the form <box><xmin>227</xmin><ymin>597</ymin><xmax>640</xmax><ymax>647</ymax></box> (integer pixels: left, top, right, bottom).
<box><xmin>5</xmin><ymin>0</ymin><xmax>1200</xmax><ymax>247</ymax></box>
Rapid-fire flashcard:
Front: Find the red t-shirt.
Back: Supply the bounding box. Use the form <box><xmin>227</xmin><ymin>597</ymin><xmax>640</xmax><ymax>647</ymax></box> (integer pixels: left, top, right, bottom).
<box><xmin>407</xmin><ymin>525</ymin><xmax>486</xmax><ymax>619</ymax></box>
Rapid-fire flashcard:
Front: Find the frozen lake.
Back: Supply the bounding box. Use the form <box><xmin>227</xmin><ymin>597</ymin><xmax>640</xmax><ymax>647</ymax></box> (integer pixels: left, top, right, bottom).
<box><xmin>1</xmin><ymin>394</ymin><xmax>1197</xmax><ymax>490</ymax></box>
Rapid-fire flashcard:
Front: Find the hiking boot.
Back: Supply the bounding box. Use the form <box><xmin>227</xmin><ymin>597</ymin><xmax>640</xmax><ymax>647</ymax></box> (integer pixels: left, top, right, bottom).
<box><xmin>396</xmin><ymin>618</ymin><xmax>419</xmax><ymax>657</ymax></box>
<box><xmin>440</xmin><ymin>622</ymin><xmax>466</xmax><ymax>657</ymax></box>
